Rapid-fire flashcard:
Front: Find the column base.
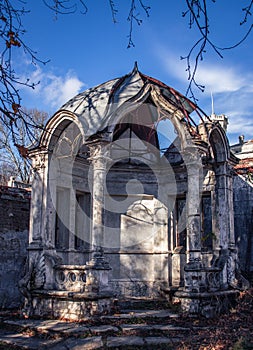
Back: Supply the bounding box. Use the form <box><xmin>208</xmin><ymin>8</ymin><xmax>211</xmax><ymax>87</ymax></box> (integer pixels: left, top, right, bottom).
<box><xmin>173</xmin><ymin>289</ymin><xmax>240</xmax><ymax>318</ymax></box>
<box><xmin>30</xmin><ymin>289</ymin><xmax>114</xmax><ymax>321</ymax></box>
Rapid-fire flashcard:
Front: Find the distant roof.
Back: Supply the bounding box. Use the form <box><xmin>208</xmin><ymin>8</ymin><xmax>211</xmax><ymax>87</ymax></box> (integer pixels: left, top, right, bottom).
<box><xmin>59</xmin><ymin>63</ymin><xmax>200</xmax><ymax>138</ymax></box>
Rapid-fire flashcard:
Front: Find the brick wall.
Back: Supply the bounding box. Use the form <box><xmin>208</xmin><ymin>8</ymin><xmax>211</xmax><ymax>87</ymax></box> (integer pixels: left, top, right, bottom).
<box><xmin>0</xmin><ymin>187</ymin><xmax>30</xmax><ymax>308</ymax></box>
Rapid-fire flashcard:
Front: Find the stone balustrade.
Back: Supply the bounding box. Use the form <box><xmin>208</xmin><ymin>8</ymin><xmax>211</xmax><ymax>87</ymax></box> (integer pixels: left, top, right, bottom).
<box><xmin>54</xmin><ymin>265</ymin><xmax>88</xmax><ymax>292</ymax></box>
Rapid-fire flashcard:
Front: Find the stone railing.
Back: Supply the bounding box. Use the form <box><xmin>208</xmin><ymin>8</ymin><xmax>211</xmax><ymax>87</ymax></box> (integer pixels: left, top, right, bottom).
<box><xmin>205</xmin><ymin>267</ymin><xmax>221</xmax><ymax>291</ymax></box>
<box><xmin>184</xmin><ymin>264</ymin><xmax>222</xmax><ymax>293</ymax></box>
<box><xmin>54</xmin><ymin>265</ymin><xmax>88</xmax><ymax>292</ymax></box>
<box><xmin>54</xmin><ymin>255</ymin><xmax>111</xmax><ymax>294</ymax></box>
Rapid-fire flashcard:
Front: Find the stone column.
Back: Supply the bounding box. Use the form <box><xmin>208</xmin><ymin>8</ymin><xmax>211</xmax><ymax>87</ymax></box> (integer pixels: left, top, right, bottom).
<box><xmin>184</xmin><ymin>151</ymin><xmax>204</xmax><ymax>293</ymax></box>
<box><xmin>45</xmin><ymin>152</ymin><xmax>57</xmax><ymax>248</ymax></box>
<box><xmin>85</xmin><ymin>141</ymin><xmax>112</xmax><ymax>293</ymax></box>
<box><xmin>186</xmin><ymin>162</ymin><xmax>202</xmax><ymax>265</ymax></box>
<box><xmin>213</xmin><ymin>162</ymin><xmax>229</xmax><ymax>250</ymax></box>
<box><xmin>88</xmin><ymin>141</ymin><xmax>111</xmax><ymax>254</ymax></box>
<box><xmin>227</xmin><ymin>167</ymin><xmax>236</xmax><ymax>249</ymax></box>
<box><xmin>28</xmin><ymin>151</ymin><xmax>48</xmax><ymax>248</ymax></box>
<box><xmin>212</xmin><ymin>162</ymin><xmax>237</xmax><ymax>288</ymax></box>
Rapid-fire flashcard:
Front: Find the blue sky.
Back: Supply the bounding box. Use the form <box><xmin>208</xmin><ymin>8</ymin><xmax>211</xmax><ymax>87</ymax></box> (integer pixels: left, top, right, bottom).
<box><xmin>17</xmin><ymin>1</ymin><xmax>253</xmax><ymax>145</ymax></box>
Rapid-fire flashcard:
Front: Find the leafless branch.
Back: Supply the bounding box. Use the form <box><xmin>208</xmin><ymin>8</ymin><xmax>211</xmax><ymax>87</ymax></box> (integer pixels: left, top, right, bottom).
<box><xmin>0</xmin><ymin>108</ymin><xmax>48</xmax><ymax>182</ymax></box>
<box><xmin>0</xmin><ymin>0</ymin><xmax>49</xmax><ymax>146</ymax></box>
<box><xmin>181</xmin><ymin>0</ymin><xmax>253</xmax><ymax>101</ymax></box>
<box><xmin>241</xmin><ymin>0</ymin><xmax>253</xmax><ymax>25</ymax></box>
<box><xmin>108</xmin><ymin>0</ymin><xmax>118</xmax><ymax>23</ymax></box>
<box><xmin>0</xmin><ymin>0</ymin><xmax>252</xmax><ymax>147</ymax></box>
<box><xmin>42</xmin><ymin>0</ymin><xmax>88</xmax><ymax>15</ymax></box>
<box><xmin>127</xmin><ymin>0</ymin><xmax>150</xmax><ymax>48</ymax></box>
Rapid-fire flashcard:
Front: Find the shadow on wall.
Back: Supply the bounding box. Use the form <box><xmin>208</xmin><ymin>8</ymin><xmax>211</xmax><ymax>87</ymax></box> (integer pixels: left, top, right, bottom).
<box><xmin>233</xmin><ymin>174</ymin><xmax>253</xmax><ymax>281</ymax></box>
<box><xmin>0</xmin><ymin>186</ymin><xmax>30</xmax><ymax>309</ymax></box>
<box><xmin>106</xmin><ymin>197</ymin><xmax>169</xmax><ymax>298</ymax></box>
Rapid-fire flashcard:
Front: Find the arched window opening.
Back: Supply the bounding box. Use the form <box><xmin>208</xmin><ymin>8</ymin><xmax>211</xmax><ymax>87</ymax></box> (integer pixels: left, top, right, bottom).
<box><xmin>53</xmin><ymin>122</ymin><xmax>83</xmax><ymax>159</ymax></box>
<box><xmin>112</xmin><ymin>103</ymin><xmax>182</xmax><ymax>165</ymax></box>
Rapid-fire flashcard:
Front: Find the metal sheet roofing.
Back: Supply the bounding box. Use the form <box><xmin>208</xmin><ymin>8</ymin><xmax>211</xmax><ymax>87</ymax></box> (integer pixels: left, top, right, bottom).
<box><xmin>59</xmin><ymin>63</ymin><xmax>199</xmax><ymax>138</ymax></box>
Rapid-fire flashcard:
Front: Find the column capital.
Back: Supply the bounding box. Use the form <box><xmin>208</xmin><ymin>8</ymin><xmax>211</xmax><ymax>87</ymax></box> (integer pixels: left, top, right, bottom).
<box><xmin>87</xmin><ymin>141</ymin><xmax>111</xmax><ymax>166</ymax></box>
<box><xmin>30</xmin><ymin>151</ymin><xmax>48</xmax><ymax>172</ymax></box>
<box><xmin>182</xmin><ymin>148</ymin><xmax>204</xmax><ymax>170</ymax></box>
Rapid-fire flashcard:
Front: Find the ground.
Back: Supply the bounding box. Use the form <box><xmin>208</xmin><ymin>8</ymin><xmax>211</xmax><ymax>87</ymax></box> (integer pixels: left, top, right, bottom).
<box><xmin>0</xmin><ymin>290</ymin><xmax>252</xmax><ymax>349</ymax></box>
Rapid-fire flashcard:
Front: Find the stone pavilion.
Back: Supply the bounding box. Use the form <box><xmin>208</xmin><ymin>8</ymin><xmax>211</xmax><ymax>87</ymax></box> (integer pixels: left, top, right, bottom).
<box><xmin>20</xmin><ymin>64</ymin><xmax>247</xmax><ymax>319</ymax></box>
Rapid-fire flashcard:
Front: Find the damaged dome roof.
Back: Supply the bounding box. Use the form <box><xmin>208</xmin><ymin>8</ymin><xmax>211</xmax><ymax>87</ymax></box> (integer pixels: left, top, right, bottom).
<box><xmin>59</xmin><ymin>63</ymin><xmax>197</xmax><ymax>138</ymax></box>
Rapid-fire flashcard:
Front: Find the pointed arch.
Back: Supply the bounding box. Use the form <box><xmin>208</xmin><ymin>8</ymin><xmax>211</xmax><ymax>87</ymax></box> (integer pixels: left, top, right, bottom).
<box><xmin>209</xmin><ymin>125</ymin><xmax>230</xmax><ymax>163</ymax></box>
<box><xmin>38</xmin><ymin>110</ymin><xmax>87</xmax><ymax>151</ymax></box>
<box><xmin>104</xmin><ymin>83</ymin><xmax>192</xmax><ymax>153</ymax></box>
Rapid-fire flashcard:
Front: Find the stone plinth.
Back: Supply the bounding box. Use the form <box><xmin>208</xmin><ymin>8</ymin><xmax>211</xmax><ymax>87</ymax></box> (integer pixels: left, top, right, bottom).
<box><xmin>173</xmin><ymin>289</ymin><xmax>239</xmax><ymax>318</ymax></box>
<box><xmin>85</xmin><ymin>251</ymin><xmax>112</xmax><ymax>293</ymax></box>
<box><xmin>31</xmin><ymin>289</ymin><xmax>114</xmax><ymax>321</ymax></box>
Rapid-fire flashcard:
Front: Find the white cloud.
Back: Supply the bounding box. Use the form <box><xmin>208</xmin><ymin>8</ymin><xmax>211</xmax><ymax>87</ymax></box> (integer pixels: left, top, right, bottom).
<box><xmin>157</xmin><ymin>49</ymin><xmax>253</xmax><ymax>142</ymax></box>
<box><xmin>43</xmin><ymin>72</ymin><xmax>84</xmax><ymax>108</ymax></box>
<box><xmin>227</xmin><ymin>115</ymin><xmax>253</xmax><ymax>135</ymax></box>
<box><xmin>217</xmin><ymin>94</ymin><xmax>253</xmax><ymax>138</ymax></box>
<box><xmin>20</xmin><ymin>66</ymin><xmax>85</xmax><ymax>110</ymax></box>
<box><xmin>160</xmin><ymin>50</ymin><xmax>248</xmax><ymax>94</ymax></box>
<box><xmin>195</xmin><ymin>66</ymin><xmax>246</xmax><ymax>93</ymax></box>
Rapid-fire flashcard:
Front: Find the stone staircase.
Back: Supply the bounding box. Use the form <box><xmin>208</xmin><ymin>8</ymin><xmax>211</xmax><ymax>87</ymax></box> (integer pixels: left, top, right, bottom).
<box><xmin>0</xmin><ymin>300</ymin><xmax>197</xmax><ymax>349</ymax></box>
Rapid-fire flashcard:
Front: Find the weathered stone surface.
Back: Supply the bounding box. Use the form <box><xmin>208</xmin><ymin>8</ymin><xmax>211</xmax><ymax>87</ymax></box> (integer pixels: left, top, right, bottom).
<box><xmin>152</xmin><ymin>324</ymin><xmax>190</xmax><ymax>332</ymax></box>
<box><xmin>8</xmin><ymin>67</ymin><xmax>252</xmax><ymax>320</ymax></box>
<box><xmin>0</xmin><ymin>330</ymin><xmax>63</xmax><ymax>350</ymax></box>
<box><xmin>144</xmin><ymin>336</ymin><xmax>173</xmax><ymax>345</ymax></box>
<box><xmin>3</xmin><ymin>318</ymin><xmax>90</xmax><ymax>337</ymax></box>
<box><xmin>233</xmin><ymin>175</ymin><xmax>253</xmax><ymax>276</ymax></box>
<box><xmin>106</xmin><ymin>335</ymin><xmax>144</xmax><ymax>347</ymax></box>
<box><xmin>120</xmin><ymin>323</ymin><xmax>152</xmax><ymax>332</ymax></box>
<box><xmin>102</xmin><ymin>309</ymin><xmax>177</xmax><ymax>321</ymax></box>
<box><xmin>51</xmin><ymin>336</ymin><xmax>103</xmax><ymax>350</ymax></box>
<box><xmin>89</xmin><ymin>325</ymin><xmax>119</xmax><ymax>334</ymax></box>
<box><xmin>0</xmin><ymin>187</ymin><xmax>30</xmax><ymax>233</ymax></box>
<box><xmin>36</xmin><ymin>320</ymin><xmax>78</xmax><ymax>333</ymax></box>
<box><xmin>62</xmin><ymin>325</ymin><xmax>90</xmax><ymax>336</ymax></box>
<box><xmin>0</xmin><ymin>187</ymin><xmax>30</xmax><ymax>309</ymax></box>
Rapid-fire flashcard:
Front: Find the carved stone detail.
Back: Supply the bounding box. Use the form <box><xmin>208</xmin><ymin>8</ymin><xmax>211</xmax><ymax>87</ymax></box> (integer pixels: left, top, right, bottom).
<box><xmin>18</xmin><ymin>252</ymin><xmax>46</xmax><ymax>317</ymax></box>
<box><xmin>32</xmin><ymin>153</ymin><xmax>47</xmax><ymax>172</ymax></box>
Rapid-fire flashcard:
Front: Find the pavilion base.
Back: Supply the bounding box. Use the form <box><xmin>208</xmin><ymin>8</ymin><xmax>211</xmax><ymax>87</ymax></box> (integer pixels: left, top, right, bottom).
<box><xmin>173</xmin><ymin>289</ymin><xmax>240</xmax><ymax>318</ymax></box>
<box><xmin>30</xmin><ymin>290</ymin><xmax>114</xmax><ymax>321</ymax></box>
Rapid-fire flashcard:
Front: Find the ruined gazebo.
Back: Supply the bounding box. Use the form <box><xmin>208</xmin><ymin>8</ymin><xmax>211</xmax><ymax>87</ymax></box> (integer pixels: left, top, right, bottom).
<box><xmin>21</xmin><ymin>64</ymin><xmax>244</xmax><ymax>319</ymax></box>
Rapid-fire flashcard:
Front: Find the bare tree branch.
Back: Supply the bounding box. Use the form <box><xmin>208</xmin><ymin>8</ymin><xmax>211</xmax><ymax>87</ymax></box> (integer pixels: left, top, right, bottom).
<box><xmin>0</xmin><ymin>0</ymin><xmax>49</xmax><ymax>146</ymax></box>
<box><xmin>42</xmin><ymin>0</ymin><xmax>88</xmax><ymax>15</ymax></box>
<box><xmin>0</xmin><ymin>0</ymin><xmax>252</xmax><ymax>147</ymax></box>
<box><xmin>127</xmin><ymin>0</ymin><xmax>150</xmax><ymax>48</ymax></box>
<box><xmin>108</xmin><ymin>0</ymin><xmax>118</xmax><ymax>23</ymax></box>
<box><xmin>181</xmin><ymin>0</ymin><xmax>253</xmax><ymax>101</ymax></box>
<box><xmin>241</xmin><ymin>0</ymin><xmax>253</xmax><ymax>25</ymax></box>
<box><xmin>0</xmin><ymin>108</ymin><xmax>48</xmax><ymax>183</ymax></box>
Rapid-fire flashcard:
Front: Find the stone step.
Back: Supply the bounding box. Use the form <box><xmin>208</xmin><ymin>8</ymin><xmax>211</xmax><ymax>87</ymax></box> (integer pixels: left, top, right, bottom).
<box><xmin>0</xmin><ymin>310</ymin><xmax>191</xmax><ymax>350</ymax></box>
<box><xmin>117</xmin><ymin>297</ymin><xmax>171</xmax><ymax>310</ymax></box>
<box><xmin>105</xmin><ymin>335</ymin><xmax>181</xmax><ymax>348</ymax></box>
<box><xmin>0</xmin><ymin>309</ymin><xmax>189</xmax><ymax>349</ymax></box>
<box><xmin>2</xmin><ymin>317</ymin><xmax>189</xmax><ymax>338</ymax></box>
<box><xmin>0</xmin><ymin>328</ymin><xmax>64</xmax><ymax>350</ymax></box>
<box><xmin>101</xmin><ymin>308</ymin><xmax>179</xmax><ymax>321</ymax></box>
<box><xmin>0</xmin><ymin>329</ymin><xmax>183</xmax><ymax>349</ymax></box>
<box><xmin>1</xmin><ymin>309</ymin><xmax>179</xmax><ymax>336</ymax></box>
